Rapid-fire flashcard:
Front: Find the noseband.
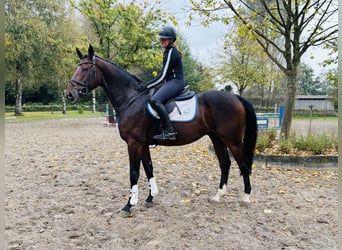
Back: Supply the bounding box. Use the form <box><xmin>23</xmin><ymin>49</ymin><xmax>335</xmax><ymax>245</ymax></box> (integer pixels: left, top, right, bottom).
<box><xmin>69</xmin><ymin>56</ymin><xmax>96</xmax><ymax>95</ymax></box>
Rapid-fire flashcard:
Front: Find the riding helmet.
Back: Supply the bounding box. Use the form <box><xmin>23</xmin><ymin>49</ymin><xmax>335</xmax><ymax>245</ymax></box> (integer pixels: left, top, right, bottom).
<box><xmin>158</xmin><ymin>26</ymin><xmax>177</xmax><ymax>42</ymax></box>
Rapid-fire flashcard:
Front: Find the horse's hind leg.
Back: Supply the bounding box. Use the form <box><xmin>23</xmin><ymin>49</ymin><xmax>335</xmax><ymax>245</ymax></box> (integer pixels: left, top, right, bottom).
<box><xmin>229</xmin><ymin>144</ymin><xmax>252</xmax><ymax>203</ymax></box>
<box><xmin>209</xmin><ymin>134</ymin><xmax>231</xmax><ymax>202</ymax></box>
<box><xmin>141</xmin><ymin>146</ymin><xmax>158</xmax><ymax>207</ymax></box>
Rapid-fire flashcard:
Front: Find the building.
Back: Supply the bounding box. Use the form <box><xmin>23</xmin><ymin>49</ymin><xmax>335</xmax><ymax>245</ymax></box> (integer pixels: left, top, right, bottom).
<box><xmin>295</xmin><ymin>95</ymin><xmax>334</xmax><ymax>110</ymax></box>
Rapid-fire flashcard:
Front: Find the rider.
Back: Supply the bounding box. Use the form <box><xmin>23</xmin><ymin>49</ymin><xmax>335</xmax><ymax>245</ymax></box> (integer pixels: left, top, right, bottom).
<box><xmin>139</xmin><ymin>26</ymin><xmax>185</xmax><ymax>140</ymax></box>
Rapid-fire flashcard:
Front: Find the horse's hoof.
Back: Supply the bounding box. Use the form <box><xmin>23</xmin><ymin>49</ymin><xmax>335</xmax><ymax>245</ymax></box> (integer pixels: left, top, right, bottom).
<box><xmin>118</xmin><ymin>210</ymin><xmax>134</xmax><ymax>218</ymax></box>
<box><xmin>211</xmin><ymin>195</ymin><xmax>221</xmax><ymax>203</ymax></box>
<box><xmin>238</xmin><ymin>194</ymin><xmax>251</xmax><ymax>207</ymax></box>
<box><xmin>242</xmin><ymin>194</ymin><xmax>251</xmax><ymax>203</ymax></box>
<box><xmin>144</xmin><ymin>201</ymin><xmax>153</xmax><ymax>208</ymax></box>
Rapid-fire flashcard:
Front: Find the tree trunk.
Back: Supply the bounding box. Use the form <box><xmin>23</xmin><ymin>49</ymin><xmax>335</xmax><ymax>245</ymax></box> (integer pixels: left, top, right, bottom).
<box><xmin>15</xmin><ymin>78</ymin><xmax>23</xmax><ymax>116</ymax></box>
<box><xmin>280</xmin><ymin>70</ymin><xmax>297</xmax><ymax>139</ymax></box>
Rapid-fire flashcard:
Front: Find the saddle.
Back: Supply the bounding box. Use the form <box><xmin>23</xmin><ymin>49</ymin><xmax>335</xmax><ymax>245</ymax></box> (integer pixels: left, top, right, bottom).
<box><xmin>150</xmin><ymin>85</ymin><xmax>195</xmax><ymax>113</ymax></box>
<box><xmin>147</xmin><ymin>85</ymin><xmax>197</xmax><ymax>122</ymax></box>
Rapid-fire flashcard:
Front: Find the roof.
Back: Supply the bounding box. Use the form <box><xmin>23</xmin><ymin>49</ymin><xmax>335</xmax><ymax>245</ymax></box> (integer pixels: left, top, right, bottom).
<box><xmin>296</xmin><ymin>95</ymin><xmax>332</xmax><ymax>100</ymax></box>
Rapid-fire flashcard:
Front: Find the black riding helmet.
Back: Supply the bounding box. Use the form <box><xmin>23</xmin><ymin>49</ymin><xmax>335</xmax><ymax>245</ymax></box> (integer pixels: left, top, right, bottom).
<box><xmin>157</xmin><ymin>26</ymin><xmax>177</xmax><ymax>43</ymax></box>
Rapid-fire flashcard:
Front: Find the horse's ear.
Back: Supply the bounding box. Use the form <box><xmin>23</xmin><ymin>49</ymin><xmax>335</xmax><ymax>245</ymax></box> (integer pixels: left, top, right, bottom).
<box><xmin>88</xmin><ymin>44</ymin><xmax>94</xmax><ymax>59</ymax></box>
<box><xmin>76</xmin><ymin>47</ymin><xmax>83</xmax><ymax>59</ymax></box>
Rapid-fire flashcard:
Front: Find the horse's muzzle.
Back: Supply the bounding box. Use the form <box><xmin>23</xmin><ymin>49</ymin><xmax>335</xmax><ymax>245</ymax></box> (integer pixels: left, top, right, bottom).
<box><xmin>66</xmin><ymin>87</ymin><xmax>80</xmax><ymax>103</ymax></box>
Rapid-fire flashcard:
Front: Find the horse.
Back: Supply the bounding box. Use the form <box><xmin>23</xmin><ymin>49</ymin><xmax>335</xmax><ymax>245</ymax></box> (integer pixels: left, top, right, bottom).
<box><xmin>66</xmin><ymin>45</ymin><xmax>257</xmax><ymax>217</ymax></box>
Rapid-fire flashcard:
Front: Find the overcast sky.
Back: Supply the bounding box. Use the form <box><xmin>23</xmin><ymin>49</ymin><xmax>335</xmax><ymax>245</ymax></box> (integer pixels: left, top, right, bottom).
<box><xmin>159</xmin><ymin>0</ymin><xmax>336</xmax><ymax>77</ymax></box>
<box><xmin>159</xmin><ymin>1</ymin><xmax>227</xmax><ymax>64</ymax></box>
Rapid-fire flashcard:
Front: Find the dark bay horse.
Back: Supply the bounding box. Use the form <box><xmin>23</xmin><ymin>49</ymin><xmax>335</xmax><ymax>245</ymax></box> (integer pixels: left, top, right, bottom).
<box><xmin>66</xmin><ymin>45</ymin><xmax>257</xmax><ymax>217</ymax></box>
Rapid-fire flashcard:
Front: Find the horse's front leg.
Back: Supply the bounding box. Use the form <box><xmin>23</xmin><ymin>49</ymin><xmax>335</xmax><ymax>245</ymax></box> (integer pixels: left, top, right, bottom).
<box><xmin>141</xmin><ymin>146</ymin><xmax>158</xmax><ymax>207</ymax></box>
<box><xmin>120</xmin><ymin>145</ymin><xmax>142</xmax><ymax>217</ymax></box>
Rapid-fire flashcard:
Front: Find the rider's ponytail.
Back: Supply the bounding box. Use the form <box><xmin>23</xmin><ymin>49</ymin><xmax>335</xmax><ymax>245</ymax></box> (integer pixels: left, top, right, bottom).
<box><xmin>171</xmin><ymin>43</ymin><xmax>183</xmax><ymax>58</ymax></box>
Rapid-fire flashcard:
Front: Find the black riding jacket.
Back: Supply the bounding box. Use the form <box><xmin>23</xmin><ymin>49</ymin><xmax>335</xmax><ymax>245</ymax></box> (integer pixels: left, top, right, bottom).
<box><xmin>147</xmin><ymin>45</ymin><xmax>184</xmax><ymax>89</ymax></box>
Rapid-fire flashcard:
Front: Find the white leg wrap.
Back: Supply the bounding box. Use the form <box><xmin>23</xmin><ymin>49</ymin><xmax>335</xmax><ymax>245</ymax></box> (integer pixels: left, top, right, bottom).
<box><xmin>242</xmin><ymin>193</ymin><xmax>251</xmax><ymax>203</ymax></box>
<box><xmin>149</xmin><ymin>177</ymin><xmax>158</xmax><ymax>197</ymax></box>
<box><xmin>130</xmin><ymin>185</ymin><xmax>139</xmax><ymax>206</ymax></box>
<box><xmin>211</xmin><ymin>184</ymin><xmax>227</xmax><ymax>202</ymax></box>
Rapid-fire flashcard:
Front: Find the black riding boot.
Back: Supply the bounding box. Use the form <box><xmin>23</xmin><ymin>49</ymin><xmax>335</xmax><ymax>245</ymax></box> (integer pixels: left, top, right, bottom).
<box><xmin>152</xmin><ymin>101</ymin><xmax>177</xmax><ymax>140</ymax></box>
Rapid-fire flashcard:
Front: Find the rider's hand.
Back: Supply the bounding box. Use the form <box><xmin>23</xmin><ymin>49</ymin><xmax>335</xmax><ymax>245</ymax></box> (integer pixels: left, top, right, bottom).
<box><xmin>136</xmin><ymin>83</ymin><xmax>147</xmax><ymax>91</ymax></box>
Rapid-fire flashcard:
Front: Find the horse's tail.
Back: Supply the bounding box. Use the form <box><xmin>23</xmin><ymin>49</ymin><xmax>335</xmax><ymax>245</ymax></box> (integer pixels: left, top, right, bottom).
<box><xmin>235</xmin><ymin>94</ymin><xmax>257</xmax><ymax>175</ymax></box>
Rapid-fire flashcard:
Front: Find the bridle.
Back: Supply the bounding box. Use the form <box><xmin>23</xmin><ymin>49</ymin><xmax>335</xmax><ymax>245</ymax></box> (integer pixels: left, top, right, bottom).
<box><xmin>69</xmin><ymin>56</ymin><xmax>96</xmax><ymax>95</ymax></box>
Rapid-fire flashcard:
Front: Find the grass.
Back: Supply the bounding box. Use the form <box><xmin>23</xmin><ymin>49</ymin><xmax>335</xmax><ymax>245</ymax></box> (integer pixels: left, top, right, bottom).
<box><xmin>5</xmin><ymin>110</ymin><xmax>104</xmax><ymax>122</ymax></box>
<box><xmin>293</xmin><ymin>116</ymin><xmax>338</xmax><ymax>121</ymax></box>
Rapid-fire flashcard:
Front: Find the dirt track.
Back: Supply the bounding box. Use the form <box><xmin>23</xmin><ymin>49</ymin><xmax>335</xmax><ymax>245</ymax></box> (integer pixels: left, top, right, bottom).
<box><xmin>5</xmin><ymin>118</ymin><xmax>338</xmax><ymax>249</ymax></box>
<box><xmin>291</xmin><ymin>119</ymin><xmax>338</xmax><ymax>136</ymax></box>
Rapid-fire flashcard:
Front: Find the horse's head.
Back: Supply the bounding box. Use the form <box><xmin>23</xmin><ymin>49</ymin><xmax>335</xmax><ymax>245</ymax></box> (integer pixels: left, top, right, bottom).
<box><xmin>66</xmin><ymin>45</ymin><xmax>99</xmax><ymax>103</ymax></box>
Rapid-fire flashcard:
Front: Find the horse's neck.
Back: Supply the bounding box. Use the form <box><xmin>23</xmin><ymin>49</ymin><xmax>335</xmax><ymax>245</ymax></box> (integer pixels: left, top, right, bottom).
<box><xmin>98</xmin><ymin>59</ymin><xmax>138</xmax><ymax>112</ymax></box>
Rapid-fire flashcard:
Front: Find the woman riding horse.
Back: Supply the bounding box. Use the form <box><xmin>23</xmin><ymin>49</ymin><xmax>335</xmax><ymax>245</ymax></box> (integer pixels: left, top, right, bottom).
<box><xmin>66</xmin><ymin>44</ymin><xmax>257</xmax><ymax>217</ymax></box>
<box><xmin>138</xmin><ymin>26</ymin><xmax>185</xmax><ymax>140</ymax></box>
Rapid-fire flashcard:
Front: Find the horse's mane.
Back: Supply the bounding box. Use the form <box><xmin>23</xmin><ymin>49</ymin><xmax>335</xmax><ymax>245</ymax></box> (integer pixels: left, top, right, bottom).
<box><xmin>95</xmin><ymin>55</ymin><xmax>144</xmax><ymax>84</ymax></box>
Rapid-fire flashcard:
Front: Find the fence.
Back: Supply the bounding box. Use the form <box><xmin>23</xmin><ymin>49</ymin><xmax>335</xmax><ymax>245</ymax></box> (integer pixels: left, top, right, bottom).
<box><xmin>257</xmin><ymin>105</ymin><xmax>284</xmax><ymax>130</ymax></box>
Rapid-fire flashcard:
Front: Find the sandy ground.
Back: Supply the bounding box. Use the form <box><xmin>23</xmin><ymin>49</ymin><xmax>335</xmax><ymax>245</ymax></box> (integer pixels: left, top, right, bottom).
<box><xmin>291</xmin><ymin>119</ymin><xmax>338</xmax><ymax>136</ymax></box>
<box><xmin>5</xmin><ymin>117</ymin><xmax>338</xmax><ymax>249</ymax></box>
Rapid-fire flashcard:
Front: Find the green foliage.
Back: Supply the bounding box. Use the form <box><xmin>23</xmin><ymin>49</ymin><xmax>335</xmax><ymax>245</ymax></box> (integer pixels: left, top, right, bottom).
<box><xmin>5</xmin><ymin>110</ymin><xmax>101</xmax><ymax>122</ymax></box>
<box><xmin>291</xmin><ymin>133</ymin><xmax>338</xmax><ymax>155</ymax></box>
<box><xmin>5</xmin><ymin>104</ymin><xmax>90</xmax><ymax>112</ymax></box>
<box><xmin>72</xmin><ymin>0</ymin><xmax>213</xmax><ymax>93</ymax></box>
<box><xmin>256</xmin><ymin>131</ymin><xmax>338</xmax><ymax>155</ymax></box>
<box><xmin>179</xmin><ymin>38</ymin><xmax>214</xmax><ymax>92</ymax></box>
<box><xmin>71</xmin><ymin>0</ymin><xmax>169</xmax><ymax>69</ymax></box>
<box><xmin>5</xmin><ymin>0</ymin><xmax>84</xmax><ymax>109</ymax></box>
<box><xmin>297</xmin><ymin>63</ymin><xmax>332</xmax><ymax>95</ymax></box>
<box><xmin>189</xmin><ymin>0</ymin><xmax>338</xmax><ymax>139</ymax></box>
<box><xmin>256</xmin><ymin>130</ymin><xmax>276</xmax><ymax>152</ymax></box>
<box><xmin>277</xmin><ymin>137</ymin><xmax>293</xmax><ymax>154</ymax></box>
<box><xmin>326</xmin><ymin>69</ymin><xmax>338</xmax><ymax>109</ymax></box>
<box><xmin>77</xmin><ymin>105</ymin><xmax>84</xmax><ymax>114</ymax></box>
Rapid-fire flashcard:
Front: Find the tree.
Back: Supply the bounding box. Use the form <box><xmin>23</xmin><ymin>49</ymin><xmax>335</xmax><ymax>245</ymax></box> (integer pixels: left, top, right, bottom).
<box><xmin>70</xmin><ymin>0</ymin><xmax>168</xmax><ymax>69</ymax></box>
<box><xmin>5</xmin><ymin>0</ymin><xmax>32</xmax><ymax>115</ymax></box>
<box><xmin>179</xmin><ymin>37</ymin><xmax>214</xmax><ymax>92</ymax></box>
<box><xmin>212</xmin><ymin>23</ymin><xmax>282</xmax><ymax>96</ymax></box>
<box><xmin>190</xmin><ymin>0</ymin><xmax>338</xmax><ymax>138</ymax></box>
<box><xmin>70</xmin><ymin>0</ymin><xmax>171</xmax><ymax>118</ymax></box>
<box><xmin>322</xmin><ymin>38</ymin><xmax>338</xmax><ymax>109</ymax></box>
<box><xmin>5</xmin><ymin>0</ymin><xmax>80</xmax><ymax>113</ymax></box>
<box><xmin>297</xmin><ymin>63</ymin><xmax>331</xmax><ymax>95</ymax></box>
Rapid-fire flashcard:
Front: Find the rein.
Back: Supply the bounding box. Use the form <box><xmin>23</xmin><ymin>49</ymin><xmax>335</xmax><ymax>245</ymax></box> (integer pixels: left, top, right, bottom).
<box><xmin>69</xmin><ymin>56</ymin><xmax>96</xmax><ymax>95</ymax></box>
<box><xmin>69</xmin><ymin>54</ymin><xmax>147</xmax><ymax>112</ymax></box>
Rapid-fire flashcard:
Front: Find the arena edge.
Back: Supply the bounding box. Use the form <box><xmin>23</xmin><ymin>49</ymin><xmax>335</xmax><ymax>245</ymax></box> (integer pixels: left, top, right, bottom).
<box><xmin>254</xmin><ymin>154</ymin><xmax>338</xmax><ymax>169</ymax></box>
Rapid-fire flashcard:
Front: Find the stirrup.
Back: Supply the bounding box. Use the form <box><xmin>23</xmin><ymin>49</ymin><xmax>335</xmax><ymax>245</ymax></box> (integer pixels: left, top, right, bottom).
<box><xmin>153</xmin><ymin>130</ymin><xmax>177</xmax><ymax>140</ymax></box>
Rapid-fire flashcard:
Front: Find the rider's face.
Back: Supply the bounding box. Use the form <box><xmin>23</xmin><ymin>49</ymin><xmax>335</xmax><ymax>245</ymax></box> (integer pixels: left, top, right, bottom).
<box><xmin>160</xmin><ymin>38</ymin><xmax>172</xmax><ymax>48</ymax></box>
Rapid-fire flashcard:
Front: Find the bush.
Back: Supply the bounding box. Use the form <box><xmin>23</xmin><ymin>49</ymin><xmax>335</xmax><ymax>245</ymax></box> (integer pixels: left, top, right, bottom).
<box><xmin>5</xmin><ymin>103</ymin><xmax>94</xmax><ymax>113</ymax></box>
<box><xmin>256</xmin><ymin>131</ymin><xmax>337</xmax><ymax>155</ymax></box>
<box><xmin>77</xmin><ymin>105</ymin><xmax>84</xmax><ymax>114</ymax></box>
<box><xmin>294</xmin><ymin>133</ymin><xmax>338</xmax><ymax>154</ymax></box>
<box><xmin>256</xmin><ymin>130</ymin><xmax>277</xmax><ymax>152</ymax></box>
<box><xmin>278</xmin><ymin>137</ymin><xmax>293</xmax><ymax>154</ymax></box>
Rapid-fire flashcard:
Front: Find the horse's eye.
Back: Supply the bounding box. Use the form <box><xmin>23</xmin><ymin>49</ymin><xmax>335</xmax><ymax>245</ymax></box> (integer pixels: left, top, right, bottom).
<box><xmin>82</xmin><ymin>67</ymin><xmax>88</xmax><ymax>72</ymax></box>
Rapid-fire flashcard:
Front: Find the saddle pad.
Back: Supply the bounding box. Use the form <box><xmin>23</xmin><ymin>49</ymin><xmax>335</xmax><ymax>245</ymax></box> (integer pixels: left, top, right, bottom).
<box><xmin>147</xmin><ymin>95</ymin><xmax>197</xmax><ymax>122</ymax></box>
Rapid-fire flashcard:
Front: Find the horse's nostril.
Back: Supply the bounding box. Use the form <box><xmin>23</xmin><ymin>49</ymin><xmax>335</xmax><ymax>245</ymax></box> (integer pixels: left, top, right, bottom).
<box><xmin>80</xmin><ymin>87</ymin><xmax>88</xmax><ymax>95</ymax></box>
<box><xmin>66</xmin><ymin>92</ymin><xmax>73</xmax><ymax>101</ymax></box>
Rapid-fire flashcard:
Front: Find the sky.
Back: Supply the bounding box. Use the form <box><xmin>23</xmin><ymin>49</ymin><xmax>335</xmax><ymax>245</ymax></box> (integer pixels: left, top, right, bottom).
<box><xmin>159</xmin><ymin>0</ymin><xmax>337</xmax><ymax>77</ymax></box>
<box><xmin>159</xmin><ymin>0</ymin><xmax>226</xmax><ymax>65</ymax></box>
